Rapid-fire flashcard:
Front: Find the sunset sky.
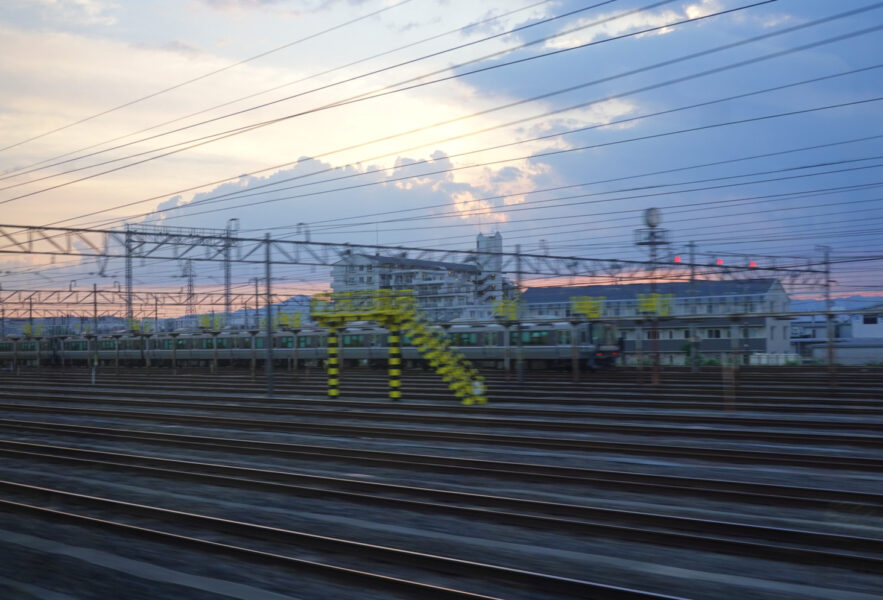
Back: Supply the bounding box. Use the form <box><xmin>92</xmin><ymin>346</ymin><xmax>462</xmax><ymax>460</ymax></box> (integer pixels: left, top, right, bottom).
<box><xmin>1</xmin><ymin>0</ymin><xmax>881</xmax><ymax>305</ymax></box>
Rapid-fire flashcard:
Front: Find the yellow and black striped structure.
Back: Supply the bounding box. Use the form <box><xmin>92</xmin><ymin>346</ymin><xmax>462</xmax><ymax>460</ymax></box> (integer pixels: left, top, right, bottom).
<box><xmin>388</xmin><ymin>323</ymin><xmax>401</xmax><ymax>401</ymax></box>
<box><xmin>311</xmin><ymin>290</ymin><xmax>486</xmax><ymax>405</ymax></box>
<box><xmin>326</xmin><ymin>327</ymin><xmax>339</xmax><ymax>398</ymax></box>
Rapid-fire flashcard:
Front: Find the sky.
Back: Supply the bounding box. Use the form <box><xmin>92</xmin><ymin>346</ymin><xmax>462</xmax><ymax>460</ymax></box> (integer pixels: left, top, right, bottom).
<box><xmin>0</xmin><ymin>0</ymin><xmax>881</xmax><ymax>310</ymax></box>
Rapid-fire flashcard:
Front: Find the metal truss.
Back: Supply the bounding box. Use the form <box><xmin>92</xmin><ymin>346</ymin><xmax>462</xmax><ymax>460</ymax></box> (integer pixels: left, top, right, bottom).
<box><xmin>0</xmin><ymin>222</ymin><xmax>826</xmax><ymax>281</ymax></box>
<box><xmin>0</xmin><ymin>288</ymin><xmax>263</xmax><ymax>319</ymax></box>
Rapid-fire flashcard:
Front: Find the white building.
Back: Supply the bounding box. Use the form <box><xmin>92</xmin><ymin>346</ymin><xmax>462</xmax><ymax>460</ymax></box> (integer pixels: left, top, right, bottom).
<box><xmin>520</xmin><ymin>279</ymin><xmax>794</xmax><ymax>366</ymax></box>
<box><xmin>804</xmin><ymin>303</ymin><xmax>883</xmax><ymax>365</ymax></box>
<box><xmin>330</xmin><ymin>234</ymin><xmax>513</xmax><ymax>320</ymax></box>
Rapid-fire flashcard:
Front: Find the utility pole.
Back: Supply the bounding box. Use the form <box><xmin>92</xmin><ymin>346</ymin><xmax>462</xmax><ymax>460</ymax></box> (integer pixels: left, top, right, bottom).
<box><xmin>253</xmin><ymin>277</ymin><xmax>260</xmax><ymax>329</ymax></box>
<box><xmin>92</xmin><ymin>283</ymin><xmax>98</xmax><ymax>334</ymax></box>
<box><xmin>636</xmin><ymin>208</ymin><xmax>667</xmax><ymax>385</ymax></box>
<box><xmin>515</xmin><ymin>244</ymin><xmax>524</xmax><ymax>383</ymax></box>
<box><xmin>125</xmin><ymin>227</ymin><xmax>134</xmax><ymax>327</ymax></box>
<box><xmin>264</xmin><ymin>234</ymin><xmax>274</xmax><ymax>397</ymax></box>
<box><xmin>688</xmin><ymin>241</ymin><xmax>698</xmax><ymax>373</ymax></box>
<box><xmin>817</xmin><ymin>245</ymin><xmax>835</xmax><ymax>388</ymax></box>
<box><xmin>186</xmin><ymin>259</ymin><xmax>195</xmax><ymax>329</ymax></box>
<box><xmin>225</xmin><ymin>218</ymin><xmax>238</xmax><ymax>327</ymax></box>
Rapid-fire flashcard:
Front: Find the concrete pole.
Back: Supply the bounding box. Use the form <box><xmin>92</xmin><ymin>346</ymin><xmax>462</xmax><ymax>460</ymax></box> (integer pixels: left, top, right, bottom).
<box><xmin>264</xmin><ymin>233</ymin><xmax>274</xmax><ymax>397</ymax></box>
<box><xmin>93</xmin><ymin>283</ymin><xmax>98</xmax><ymax>334</ymax></box>
<box><xmin>125</xmin><ymin>228</ymin><xmax>134</xmax><ymax>326</ymax></box>
<box><xmin>170</xmin><ymin>333</ymin><xmax>178</xmax><ymax>376</ymax></box>
<box><xmin>515</xmin><ymin>244</ymin><xmax>524</xmax><ymax>383</ymax></box>
<box><xmin>570</xmin><ymin>321</ymin><xmax>581</xmax><ymax>383</ymax></box>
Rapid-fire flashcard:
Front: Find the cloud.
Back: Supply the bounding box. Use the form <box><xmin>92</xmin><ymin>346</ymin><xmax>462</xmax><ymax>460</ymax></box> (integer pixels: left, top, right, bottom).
<box><xmin>546</xmin><ymin>0</ymin><xmax>725</xmax><ymax>49</ymax></box>
<box><xmin>17</xmin><ymin>0</ymin><xmax>119</xmax><ymax>25</ymax></box>
<box><xmin>199</xmin><ymin>0</ymin><xmax>369</xmax><ymax>13</ymax></box>
<box><xmin>760</xmin><ymin>13</ymin><xmax>793</xmax><ymax>29</ymax></box>
<box><xmin>134</xmin><ymin>40</ymin><xmax>202</xmax><ymax>56</ymax></box>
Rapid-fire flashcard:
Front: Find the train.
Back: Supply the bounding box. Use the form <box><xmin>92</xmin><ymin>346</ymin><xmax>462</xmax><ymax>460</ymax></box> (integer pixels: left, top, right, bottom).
<box><xmin>0</xmin><ymin>320</ymin><xmax>621</xmax><ymax>371</ymax></box>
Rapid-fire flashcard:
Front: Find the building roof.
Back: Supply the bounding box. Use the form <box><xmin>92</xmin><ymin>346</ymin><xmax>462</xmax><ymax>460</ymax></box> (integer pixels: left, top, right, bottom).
<box><xmin>522</xmin><ymin>279</ymin><xmax>780</xmax><ymax>303</ymax></box>
<box><xmin>346</xmin><ymin>253</ymin><xmax>479</xmax><ymax>273</ymax></box>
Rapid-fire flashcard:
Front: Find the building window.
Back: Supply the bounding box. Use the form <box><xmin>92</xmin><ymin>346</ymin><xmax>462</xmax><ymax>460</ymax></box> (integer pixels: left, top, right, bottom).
<box><xmin>864</xmin><ymin>315</ymin><xmax>878</xmax><ymax>325</ymax></box>
<box><xmin>706</xmin><ymin>329</ymin><xmax>721</xmax><ymax>338</ymax></box>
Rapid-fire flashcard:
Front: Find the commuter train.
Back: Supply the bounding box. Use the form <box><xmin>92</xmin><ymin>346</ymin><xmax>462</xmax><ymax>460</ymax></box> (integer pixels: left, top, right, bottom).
<box><xmin>0</xmin><ymin>321</ymin><xmax>621</xmax><ymax>371</ymax></box>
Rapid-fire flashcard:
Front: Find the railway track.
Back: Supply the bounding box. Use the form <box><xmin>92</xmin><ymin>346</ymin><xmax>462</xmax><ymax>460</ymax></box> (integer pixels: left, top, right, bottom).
<box><xmin>1</xmin><ymin>415</ymin><xmax>882</xmax><ymax>475</ymax></box>
<box><xmin>0</xmin><ymin>424</ymin><xmax>879</xmax><ymax>509</ymax></box>
<box><xmin>4</xmin><ymin>368</ymin><xmax>883</xmax><ymax>400</ymax></box>
<box><xmin>3</xmin><ymin>481</ymin><xmax>672</xmax><ymax>600</ymax></box>
<box><xmin>1</xmin><ymin>398</ymin><xmax>881</xmax><ymax>450</ymax></box>
<box><xmin>2</xmin><ymin>439</ymin><xmax>882</xmax><ymax>573</ymax></box>
<box><xmin>4</xmin><ymin>381</ymin><xmax>883</xmax><ymax>415</ymax></box>
<box><xmin>0</xmin><ymin>375</ymin><xmax>879</xmax><ymax>598</ymax></box>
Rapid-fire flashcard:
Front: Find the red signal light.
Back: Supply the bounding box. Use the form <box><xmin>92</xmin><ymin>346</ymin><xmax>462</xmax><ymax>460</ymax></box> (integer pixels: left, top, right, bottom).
<box><xmin>749</xmin><ymin>260</ymin><xmax>757</xmax><ymax>268</ymax></box>
<box><xmin>716</xmin><ymin>258</ymin><xmax>724</xmax><ymax>265</ymax></box>
<box><xmin>673</xmin><ymin>255</ymin><xmax>682</xmax><ymax>263</ymax></box>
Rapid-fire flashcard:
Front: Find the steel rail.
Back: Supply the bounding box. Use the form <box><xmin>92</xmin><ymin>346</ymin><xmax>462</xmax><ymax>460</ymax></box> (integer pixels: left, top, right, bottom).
<box><xmin>0</xmin><ymin>480</ymin><xmax>689</xmax><ymax>600</ymax></box>
<box><xmin>1</xmin><ymin>417</ymin><xmax>882</xmax><ymax>474</ymax></box>
<box><xmin>3</xmin><ymin>389</ymin><xmax>883</xmax><ymax>432</ymax></box>
<box><xmin>3</xmin><ymin>441</ymin><xmax>882</xmax><ymax>573</ymax></box>
<box><xmin>2</xmin><ymin>422</ymin><xmax>882</xmax><ymax>509</ymax></box>
<box><xmin>5</xmin><ymin>381</ymin><xmax>883</xmax><ymax>415</ymax></box>
<box><xmin>6</xmin><ymin>371</ymin><xmax>883</xmax><ymax>401</ymax></box>
<box><xmin>0</xmin><ymin>401</ymin><xmax>880</xmax><ymax>448</ymax></box>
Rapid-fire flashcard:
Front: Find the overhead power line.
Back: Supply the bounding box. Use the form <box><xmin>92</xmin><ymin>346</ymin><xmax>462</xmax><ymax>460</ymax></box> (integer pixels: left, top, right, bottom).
<box><xmin>2</xmin><ymin>0</ymin><xmax>774</xmax><ymax>207</ymax></box>
<box><xmin>0</xmin><ymin>0</ymin><xmax>416</xmax><ymax>154</ymax></box>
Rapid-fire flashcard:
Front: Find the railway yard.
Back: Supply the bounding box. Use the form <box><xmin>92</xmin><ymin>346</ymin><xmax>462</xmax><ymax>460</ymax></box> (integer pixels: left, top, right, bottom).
<box><xmin>0</xmin><ymin>367</ymin><xmax>881</xmax><ymax>600</ymax></box>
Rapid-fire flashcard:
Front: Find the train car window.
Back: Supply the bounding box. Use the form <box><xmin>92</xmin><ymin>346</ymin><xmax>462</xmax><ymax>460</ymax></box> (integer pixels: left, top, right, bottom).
<box><xmin>511</xmin><ymin>330</ymin><xmax>551</xmax><ymax>345</ymax></box>
<box><xmin>484</xmin><ymin>332</ymin><xmax>502</xmax><ymax>346</ymax></box>
<box><xmin>342</xmin><ymin>335</ymin><xmax>364</xmax><ymax>347</ymax></box>
<box><xmin>452</xmin><ymin>332</ymin><xmax>478</xmax><ymax>346</ymax></box>
<box><xmin>216</xmin><ymin>338</ymin><xmax>229</xmax><ymax>349</ymax></box>
<box><xmin>0</xmin><ymin>343</ymin><xmax>11</xmax><ymax>352</ymax></box>
<box><xmin>255</xmin><ymin>337</ymin><xmax>265</xmax><ymax>349</ymax></box>
<box><xmin>557</xmin><ymin>330</ymin><xmax>571</xmax><ymax>345</ymax></box>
